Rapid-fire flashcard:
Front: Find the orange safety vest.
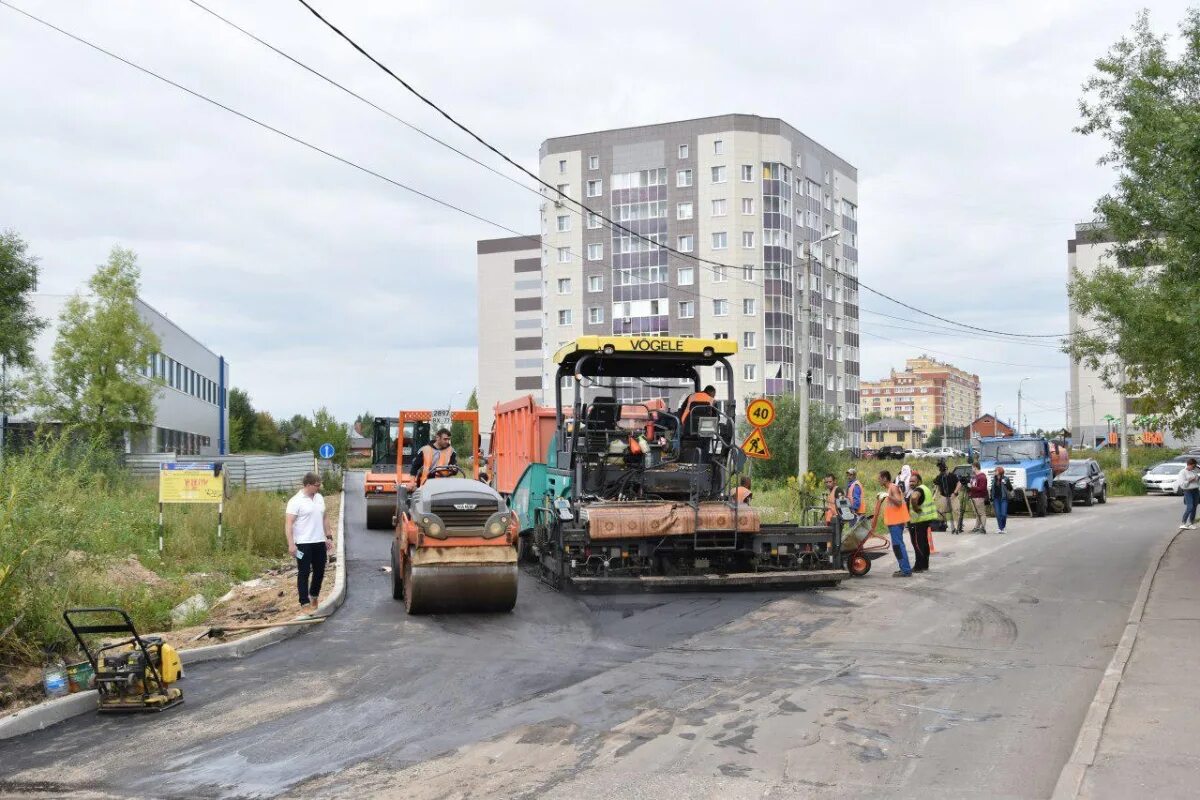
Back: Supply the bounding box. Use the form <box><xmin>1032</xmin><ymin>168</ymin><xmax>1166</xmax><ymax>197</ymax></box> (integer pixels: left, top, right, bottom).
<box><xmin>418</xmin><ymin>444</ymin><xmax>453</xmax><ymax>484</ymax></box>
<box><xmin>734</xmin><ymin>486</ymin><xmax>752</xmax><ymax>505</ymax></box>
<box><xmin>824</xmin><ymin>487</ymin><xmax>838</xmax><ymax>523</ymax></box>
<box><xmin>848</xmin><ymin>480</ymin><xmax>866</xmax><ymax>514</ymax></box>
<box><xmin>680</xmin><ymin>392</ymin><xmax>713</xmax><ymax>424</ymax></box>
<box><xmin>882</xmin><ymin>485</ymin><xmax>911</xmax><ymax>526</ymax></box>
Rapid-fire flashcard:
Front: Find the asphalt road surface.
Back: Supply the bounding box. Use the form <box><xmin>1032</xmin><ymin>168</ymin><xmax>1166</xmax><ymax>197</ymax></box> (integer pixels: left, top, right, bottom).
<box><xmin>0</xmin><ymin>474</ymin><xmax>1184</xmax><ymax>799</ymax></box>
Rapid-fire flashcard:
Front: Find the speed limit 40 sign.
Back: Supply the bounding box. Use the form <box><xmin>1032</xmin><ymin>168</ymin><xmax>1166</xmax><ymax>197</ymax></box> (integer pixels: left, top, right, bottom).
<box><xmin>746</xmin><ymin>398</ymin><xmax>776</xmax><ymax>428</ymax></box>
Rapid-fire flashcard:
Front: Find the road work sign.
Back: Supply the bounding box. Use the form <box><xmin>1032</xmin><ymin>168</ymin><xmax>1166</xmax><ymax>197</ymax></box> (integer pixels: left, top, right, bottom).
<box><xmin>746</xmin><ymin>398</ymin><xmax>776</xmax><ymax>428</ymax></box>
<box><xmin>159</xmin><ymin>463</ymin><xmax>224</xmax><ymax>504</ymax></box>
<box><xmin>318</xmin><ymin>442</ymin><xmax>335</xmax><ymax>459</ymax></box>
<box><xmin>741</xmin><ymin>428</ymin><xmax>771</xmax><ymax>460</ymax></box>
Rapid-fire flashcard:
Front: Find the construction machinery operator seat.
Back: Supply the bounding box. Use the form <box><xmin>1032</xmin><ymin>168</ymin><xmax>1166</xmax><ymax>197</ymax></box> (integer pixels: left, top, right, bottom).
<box><xmin>585</xmin><ymin>396</ymin><xmax>619</xmax><ymax>428</ymax></box>
<box><xmin>679</xmin><ymin>403</ymin><xmax>720</xmax><ymax>464</ymax></box>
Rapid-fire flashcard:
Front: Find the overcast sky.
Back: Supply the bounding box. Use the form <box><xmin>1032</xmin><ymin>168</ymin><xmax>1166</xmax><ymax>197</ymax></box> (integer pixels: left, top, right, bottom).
<box><xmin>1</xmin><ymin>0</ymin><xmax>1189</xmax><ymax>429</ymax></box>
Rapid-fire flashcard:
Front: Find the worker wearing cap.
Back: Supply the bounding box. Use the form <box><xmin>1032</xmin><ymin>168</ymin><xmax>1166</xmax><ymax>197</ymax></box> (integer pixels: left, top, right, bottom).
<box><xmin>845</xmin><ymin>468</ymin><xmax>866</xmax><ymax>521</ymax></box>
<box><xmin>733</xmin><ymin>476</ymin><xmax>753</xmax><ymax>505</ymax></box>
<box><xmin>679</xmin><ymin>384</ymin><xmax>717</xmax><ymax>425</ymax></box>
<box><xmin>411</xmin><ymin>428</ymin><xmax>456</xmax><ymax>486</ymax></box>
<box><xmin>933</xmin><ymin>460</ymin><xmax>960</xmax><ymax>533</ymax></box>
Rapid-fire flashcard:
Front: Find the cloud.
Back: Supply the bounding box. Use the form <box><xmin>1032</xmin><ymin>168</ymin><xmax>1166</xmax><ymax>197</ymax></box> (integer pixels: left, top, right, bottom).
<box><xmin>1</xmin><ymin>0</ymin><xmax>1189</xmax><ymax>425</ymax></box>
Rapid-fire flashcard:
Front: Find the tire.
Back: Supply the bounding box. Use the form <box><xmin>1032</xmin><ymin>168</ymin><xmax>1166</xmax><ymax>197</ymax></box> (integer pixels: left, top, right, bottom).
<box><xmin>1035</xmin><ymin>491</ymin><xmax>1048</xmax><ymax>518</ymax></box>
<box><xmin>1062</xmin><ymin>493</ymin><xmax>1073</xmax><ymax>514</ymax></box>
<box><xmin>390</xmin><ymin>540</ymin><xmax>403</xmax><ymax>600</ymax></box>
<box><xmin>1097</xmin><ymin>486</ymin><xmax>1107</xmax><ymax>504</ymax></box>
<box><xmin>848</xmin><ymin>553</ymin><xmax>871</xmax><ymax>577</ymax></box>
<box><xmin>1084</xmin><ymin>488</ymin><xmax>1095</xmax><ymax>507</ymax></box>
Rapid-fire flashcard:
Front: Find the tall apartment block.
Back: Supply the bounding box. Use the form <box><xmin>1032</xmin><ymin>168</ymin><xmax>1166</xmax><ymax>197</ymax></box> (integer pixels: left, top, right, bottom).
<box><xmin>537</xmin><ymin>114</ymin><xmax>862</xmax><ymax>447</ymax></box>
<box><xmin>861</xmin><ymin>356</ymin><xmax>982</xmax><ymax>439</ymax></box>
<box><xmin>476</xmin><ymin>235</ymin><xmax>542</xmax><ymax>434</ymax></box>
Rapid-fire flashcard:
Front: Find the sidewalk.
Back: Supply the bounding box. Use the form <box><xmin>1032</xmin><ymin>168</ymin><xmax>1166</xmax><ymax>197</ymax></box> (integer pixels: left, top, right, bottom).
<box><xmin>1078</xmin><ymin>527</ymin><xmax>1200</xmax><ymax>799</ymax></box>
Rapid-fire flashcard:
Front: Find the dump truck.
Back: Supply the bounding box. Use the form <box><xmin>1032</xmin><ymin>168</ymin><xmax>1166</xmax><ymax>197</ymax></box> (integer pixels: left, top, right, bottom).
<box><xmin>388</xmin><ymin>410</ymin><xmax>519</xmax><ymax>614</ymax></box>
<box><xmin>979</xmin><ymin>435</ymin><xmax>1072</xmax><ymax>516</ymax></box>
<box><xmin>502</xmin><ymin>335</ymin><xmax>847</xmax><ymax>592</ymax></box>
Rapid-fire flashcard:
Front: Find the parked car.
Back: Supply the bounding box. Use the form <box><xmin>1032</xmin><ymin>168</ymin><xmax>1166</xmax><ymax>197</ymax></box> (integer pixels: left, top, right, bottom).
<box><xmin>1061</xmin><ymin>459</ymin><xmax>1107</xmax><ymax>505</ymax></box>
<box><xmin>904</xmin><ymin>448</ymin><xmax>928</xmax><ymax>459</ymax></box>
<box><xmin>1143</xmin><ymin>461</ymin><xmax>1188</xmax><ymax>495</ymax></box>
<box><xmin>876</xmin><ymin>445</ymin><xmax>905</xmax><ymax>460</ymax></box>
<box><xmin>926</xmin><ymin>446</ymin><xmax>966</xmax><ymax>461</ymax></box>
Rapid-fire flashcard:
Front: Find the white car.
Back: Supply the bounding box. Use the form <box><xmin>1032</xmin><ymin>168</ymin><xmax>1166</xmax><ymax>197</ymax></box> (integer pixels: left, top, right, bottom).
<box><xmin>1143</xmin><ymin>462</ymin><xmax>1187</xmax><ymax>495</ymax></box>
<box><xmin>904</xmin><ymin>448</ymin><xmax>928</xmax><ymax>459</ymax></box>
<box><xmin>927</xmin><ymin>446</ymin><xmax>965</xmax><ymax>460</ymax></box>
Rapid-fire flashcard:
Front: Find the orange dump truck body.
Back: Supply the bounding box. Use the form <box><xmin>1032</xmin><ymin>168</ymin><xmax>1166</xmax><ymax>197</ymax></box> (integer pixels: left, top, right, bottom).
<box><xmin>489</xmin><ymin>395</ymin><xmax>561</xmax><ymax>496</ymax></box>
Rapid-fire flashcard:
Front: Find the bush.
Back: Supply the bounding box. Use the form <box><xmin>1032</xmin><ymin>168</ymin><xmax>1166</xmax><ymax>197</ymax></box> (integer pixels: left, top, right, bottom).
<box><xmin>1106</xmin><ymin>468</ymin><xmax>1148</xmax><ymax>497</ymax></box>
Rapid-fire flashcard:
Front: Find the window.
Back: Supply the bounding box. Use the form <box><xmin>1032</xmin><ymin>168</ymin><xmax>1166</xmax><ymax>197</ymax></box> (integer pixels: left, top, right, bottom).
<box><xmin>677</xmin><ymin>202</ymin><xmax>693</xmax><ymax>220</ymax></box>
<box><xmin>742</xmin><ymin>231</ymin><xmax>755</xmax><ymax>249</ymax></box>
<box><xmin>713</xmin><ymin>332</ymin><xmax>729</xmax><ymax>339</ymax></box>
<box><xmin>586</xmin><ymin>243</ymin><xmax>603</xmax><ymax>261</ymax></box>
<box><xmin>824</xmin><ymin>193</ymin><xmax>832</xmax><ymax>211</ymax></box>
<box><xmin>678</xmin><ymin>267</ymin><xmax>694</xmax><ymax>286</ymax></box>
<box><xmin>825</xmin><ymin>313</ymin><xmax>833</xmax><ymax>330</ymax></box>
<box><xmin>556</xmin><ymin>215</ymin><xmax>570</xmax><ymax>232</ymax></box>
<box><xmin>742</xmin><ymin>264</ymin><xmax>755</xmax><ymax>281</ymax></box>
<box><xmin>743</xmin><ymin>331</ymin><xmax>757</xmax><ymax>349</ymax></box>
<box><xmin>677</xmin><ymin>169</ymin><xmax>693</xmax><ymax>187</ymax></box>
<box><xmin>743</xmin><ymin>363</ymin><xmax>757</xmax><ymax>381</ymax></box>
<box><xmin>713</xmin><ymin>299</ymin><xmax>729</xmax><ymax>316</ymax></box>
<box><xmin>678</xmin><ymin>234</ymin><xmax>694</xmax><ymax>252</ymax></box>
<box><xmin>795</xmin><ymin>154</ymin><xmax>803</xmax><ymax>169</ymax></box>
<box><xmin>588</xmin><ymin>155</ymin><xmax>599</xmax><ymax>170</ymax></box>
<box><xmin>678</xmin><ymin>300</ymin><xmax>695</xmax><ymax>319</ymax></box>
<box><xmin>743</xmin><ymin>298</ymin><xmax>756</xmax><ymax>315</ymax></box>
<box><xmin>711</xmin><ymin>198</ymin><xmax>727</xmax><ymax>216</ymax></box>
<box><xmin>678</xmin><ymin>144</ymin><xmax>689</xmax><ymax>159</ymax></box>
<box><xmin>557</xmin><ymin>247</ymin><xmax>571</xmax><ymax>263</ymax></box>
<box><xmin>713</xmin><ymin>265</ymin><xmax>727</xmax><ymax>282</ymax></box>
<box><xmin>557</xmin><ymin>277</ymin><xmax>571</xmax><ymax>294</ymax></box>
<box><xmin>740</xmin><ymin>164</ymin><xmax>754</xmax><ymax>182</ymax></box>
<box><xmin>741</xmin><ymin>198</ymin><xmax>754</xmax><ymax>215</ymax></box>
<box><xmin>558</xmin><ymin>159</ymin><xmax>566</xmax><ymax>174</ymax></box>
<box><xmin>556</xmin><ymin>183</ymin><xmax>569</xmax><ymax>199</ymax></box>
<box><xmin>558</xmin><ymin>309</ymin><xmax>572</xmax><ymax>325</ymax></box>
<box><xmin>711</xmin><ymin>166</ymin><xmax>726</xmax><ymax>183</ymax></box>
<box><xmin>715</xmin><ymin>364</ymin><xmax>727</xmax><ymax>382</ymax></box>
<box><xmin>586</xmin><ymin>212</ymin><xmax>601</xmax><ymax>229</ymax></box>
<box><xmin>712</xmin><ymin>232</ymin><xmax>727</xmax><ymax>249</ymax></box>
<box><xmin>588</xmin><ymin>306</ymin><xmax>604</xmax><ymax>324</ymax></box>
<box><xmin>713</xmin><ymin>139</ymin><xmax>724</xmax><ymax>154</ymax></box>
<box><xmin>586</xmin><ymin>179</ymin><xmax>602</xmax><ymax>198</ymax></box>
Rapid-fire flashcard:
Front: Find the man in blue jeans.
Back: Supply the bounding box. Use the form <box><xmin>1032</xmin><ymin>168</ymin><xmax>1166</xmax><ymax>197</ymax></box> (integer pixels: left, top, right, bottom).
<box><xmin>990</xmin><ymin>465</ymin><xmax>1011</xmax><ymax>534</ymax></box>
<box><xmin>874</xmin><ymin>469</ymin><xmax>912</xmax><ymax>577</ymax></box>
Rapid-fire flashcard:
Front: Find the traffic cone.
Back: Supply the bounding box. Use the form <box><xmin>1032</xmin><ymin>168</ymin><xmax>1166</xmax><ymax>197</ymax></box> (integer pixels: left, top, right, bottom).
<box><xmin>928</xmin><ymin>528</ymin><xmax>938</xmax><ymax>554</ymax></box>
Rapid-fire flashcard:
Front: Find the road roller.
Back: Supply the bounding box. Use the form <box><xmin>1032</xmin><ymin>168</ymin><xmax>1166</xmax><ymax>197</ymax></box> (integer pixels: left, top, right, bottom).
<box><xmin>390</xmin><ymin>462</ymin><xmax>518</xmax><ymax>614</ymax></box>
<box><xmin>364</xmin><ymin>416</ymin><xmax>405</xmax><ymax>530</ymax></box>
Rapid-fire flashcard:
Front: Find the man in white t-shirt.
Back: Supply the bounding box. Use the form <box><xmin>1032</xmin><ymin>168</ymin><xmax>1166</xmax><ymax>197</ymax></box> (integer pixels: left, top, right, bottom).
<box><xmin>285</xmin><ymin>472</ymin><xmax>332</xmax><ymax>612</ymax></box>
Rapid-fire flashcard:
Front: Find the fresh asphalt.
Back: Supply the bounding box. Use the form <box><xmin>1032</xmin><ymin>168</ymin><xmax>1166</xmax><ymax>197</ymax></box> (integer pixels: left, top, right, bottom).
<box><xmin>0</xmin><ymin>473</ymin><xmax>1185</xmax><ymax>799</ymax></box>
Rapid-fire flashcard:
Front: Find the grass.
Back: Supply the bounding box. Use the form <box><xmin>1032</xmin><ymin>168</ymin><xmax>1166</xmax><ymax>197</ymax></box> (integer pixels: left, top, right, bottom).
<box><xmin>0</xmin><ymin>433</ymin><xmax>320</xmax><ymax>675</ymax></box>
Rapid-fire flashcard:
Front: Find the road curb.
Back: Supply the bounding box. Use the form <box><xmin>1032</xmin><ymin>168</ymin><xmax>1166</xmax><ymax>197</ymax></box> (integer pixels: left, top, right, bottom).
<box><xmin>0</xmin><ymin>490</ymin><xmax>347</xmax><ymax>742</ymax></box>
<box><xmin>1050</xmin><ymin>524</ymin><xmax>1185</xmax><ymax>800</ymax></box>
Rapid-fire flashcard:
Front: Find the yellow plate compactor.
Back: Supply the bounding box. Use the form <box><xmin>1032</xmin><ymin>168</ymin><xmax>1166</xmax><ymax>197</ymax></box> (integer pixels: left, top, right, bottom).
<box><xmin>64</xmin><ymin>607</ymin><xmax>183</xmax><ymax>713</ymax></box>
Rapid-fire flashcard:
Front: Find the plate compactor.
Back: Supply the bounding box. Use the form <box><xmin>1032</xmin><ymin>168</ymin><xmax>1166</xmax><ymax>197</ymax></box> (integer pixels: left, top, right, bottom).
<box><xmin>64</xmin><ymin>607</ymin><xmax>184</xmax><ymax>713</ymax></box>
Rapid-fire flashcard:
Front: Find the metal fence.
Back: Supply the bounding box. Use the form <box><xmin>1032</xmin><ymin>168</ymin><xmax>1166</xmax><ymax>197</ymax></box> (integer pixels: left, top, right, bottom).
<box><xmin>124</xmin><ymin>451</ymin><xmax>316</xmax><ymax>493</ymax></box>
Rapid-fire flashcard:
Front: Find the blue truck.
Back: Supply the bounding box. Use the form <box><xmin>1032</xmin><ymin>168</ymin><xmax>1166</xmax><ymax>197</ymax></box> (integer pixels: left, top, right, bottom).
<box><xmin>977</xmin><ymin>436</ymin><xmax>1073</xmax><ymax>517</ymax></box>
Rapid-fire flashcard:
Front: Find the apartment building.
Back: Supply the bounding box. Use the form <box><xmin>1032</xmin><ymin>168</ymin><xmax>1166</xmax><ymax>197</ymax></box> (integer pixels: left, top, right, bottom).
<box><xmin>537</xmin><ymin>114</ymin><xmax>862</xmax><ymax>447</ymax></box>
<box><xmin>476</xmin><ymin>235</ymin><xmax>543</xmax><ymax>433</ymax></box>
<box><xmin>14</xmin><ymin>294</ymin><xmax>230</xmax><ymax>456</ymax></box>
<box><xmin>861</xmin><ymin>356</ymin><xmax>981</xmax><ymax>439</ymax></box>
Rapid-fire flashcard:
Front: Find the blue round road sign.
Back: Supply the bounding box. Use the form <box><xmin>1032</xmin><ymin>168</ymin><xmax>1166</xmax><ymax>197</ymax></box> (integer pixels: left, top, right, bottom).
<box><xmin>318</xmin><ymin>443</ymin><xmax>335</xmax><ymax>459</ymax></box>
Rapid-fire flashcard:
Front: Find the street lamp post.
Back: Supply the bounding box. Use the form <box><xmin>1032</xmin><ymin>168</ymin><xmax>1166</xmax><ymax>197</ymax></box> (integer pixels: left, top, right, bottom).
<box><xmin>1087</xmin><ymin>384</ymin><xmax>1097</xmax><ymax>449</ymax></box>
<box><xmin>994</xmin><ymin>403</ymin><xmax>1003</xmax><ymax>437</ymax></box>
<box><xmin>797</xmin><ymin>230</ymin><xmax>841</xmax><ymax>485</ymax></box>
<box><xmin>1016</xmin><ymin>376</ymin><xmax>1031</xmax><ymax>437</ymax></box>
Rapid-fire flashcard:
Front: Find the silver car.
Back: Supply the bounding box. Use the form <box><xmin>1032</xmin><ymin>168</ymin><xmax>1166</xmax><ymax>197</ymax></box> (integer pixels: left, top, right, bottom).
<box><xmin>1143</xmin><ymin>462</ymin><xmax>1187</xmax><ymax>495</ymax></box>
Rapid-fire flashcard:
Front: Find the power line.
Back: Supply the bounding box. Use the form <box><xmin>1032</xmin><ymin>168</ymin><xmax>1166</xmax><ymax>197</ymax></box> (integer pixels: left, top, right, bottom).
<box><xmin>292</xmin><ymin>0</ymin><xmax>1083</xmax><ymax>342</ymax></box>
<box><xmin>861</xmin><ymin>331</ymin><xmax>1065</xmax><ymax>370</ymax></box>
<box><xmin>860</xmin><ymin>312</ymin><xmax>1062</xmax><ymax>349</ymax></box>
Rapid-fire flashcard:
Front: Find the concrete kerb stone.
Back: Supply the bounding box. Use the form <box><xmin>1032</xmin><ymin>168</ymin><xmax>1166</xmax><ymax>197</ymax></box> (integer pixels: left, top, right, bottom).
<box><xmin>0</xmin><ymin>490</ymin><xmax>348</xmax><ymax>741</ymax></box>
<box><xmin>1050</xmin><ymin>523</ymin><xmax>1186</xmax><ymax>800</ymax></box>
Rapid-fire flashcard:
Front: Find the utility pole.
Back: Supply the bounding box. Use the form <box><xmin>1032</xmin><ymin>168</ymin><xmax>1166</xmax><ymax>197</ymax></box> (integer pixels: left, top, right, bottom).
<box><xmin>1016</xmin><ymin>376</ymin><xmax>1031</xmax><ymax>437</ymax></box>
<box><xmin>1118</xmin><ymin>362</ymin><xmax>1129</xmax><ymax>470</ymax></box>
<box><xmin>1088</xmin><ymin>385</ymin><xmax>1097</xmax><ymax>449</ymax></box>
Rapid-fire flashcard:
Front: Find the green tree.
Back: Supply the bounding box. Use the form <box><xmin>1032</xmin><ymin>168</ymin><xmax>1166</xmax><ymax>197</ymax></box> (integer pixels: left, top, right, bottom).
<box><xmin>862</xmin><ymin>410</ymin><xmax>883</xmax><ymax>426</ymax></box>
<box><xmin>249</xmin><ymin>411</ymin><xmax>284</xmax><ymax>453</ymax></box>
<box><xmin>353</xmin><ymin>411</ymin><xmax>374</xmax><ymax>436</ymax></box>
<box><xmin>0</xmin><ymin>231</ymin><xmax>46</xmax><ymax>451</ymax></box>
<box><xmin>452</xmin><ymin>387</ymin><xmax>480</xmax><ymax>459</ymax></box>
<box><xmin>278</xmin><ymin>413</ymin><xmax>309</xmax><ymax>453</ymax></box>
<box><xmin>754</xmin><ymin>395</ymin><xmax>845</xmax><ymax>483</ymax></box>
<box><xmin>1067</xmin><ymin>9</ymin><xmax>1200</xmax><ymax>434</ymax></box>
<box><xmin>36</xmin><ymin>247</ymin><xmax>160</xmax><ymax>448</ymax></box>
<box><xmin>302</xmin><ymin>407</ymin><xmax>348</xmax><ymax>466</ymax></box>
<box><xmin>924</xmin><ymin>427</ymin><xmax>944</xmax><ymax>448</ymax></box>
<box><xmin>227</xmin><ymin>387</ymin><xmax>256</xmax><ymax>452</ymax></box>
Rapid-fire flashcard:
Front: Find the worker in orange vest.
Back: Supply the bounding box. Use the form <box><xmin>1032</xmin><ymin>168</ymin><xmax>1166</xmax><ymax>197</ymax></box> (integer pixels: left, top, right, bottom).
<box><xmin>823</xmin><ymin>474</ymin><xmax>844</xmax><ymax>524</ymax></box>
<box><xmin>679</xmin><ymin>384</ymin><xmax>716</xmax><ymax>425</ymax></box>
<box><xmin>878</xmin><ymin>469</ymin><xmax>912</xmax><ymax>577</ymax></box>
<box><xmin>733</xmin><ymin>476</ymin><xmax>753</xmax><ymax>505</ymax></box>
<box><xmin>411</xmin><ymin>427</ymin><xmax>456</xmax><ymax>486</ymax></box>
<box><xmin>845</xmin><ymin>468</ymin><xmax>866</xmax><ymax>520</ymax></box>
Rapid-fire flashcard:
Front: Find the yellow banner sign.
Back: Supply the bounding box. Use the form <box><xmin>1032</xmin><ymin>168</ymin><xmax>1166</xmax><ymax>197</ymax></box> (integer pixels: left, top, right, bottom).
<box><xmin>159</xmin><ymin>463</ymin><xmax>224</xmax><ymax>504</ymax></box>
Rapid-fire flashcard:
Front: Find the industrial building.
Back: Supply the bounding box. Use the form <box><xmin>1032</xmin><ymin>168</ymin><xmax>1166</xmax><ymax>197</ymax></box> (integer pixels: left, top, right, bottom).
<box><xmin>861</xmin><ymin>356</ymin><xmax>981</xmax><ymax>440</ymax></box>
<box><xmin>10</xmin><ymin>294</ymin><xmax>230</xmax><ymax>456</ymax></box>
